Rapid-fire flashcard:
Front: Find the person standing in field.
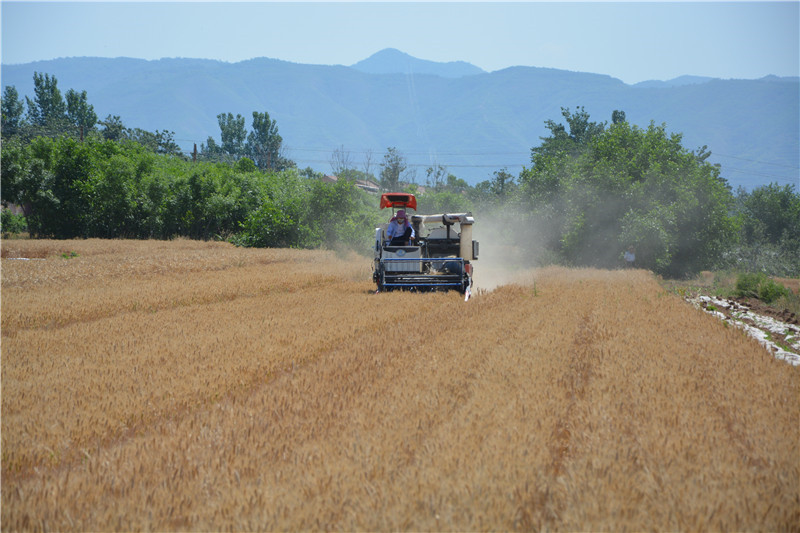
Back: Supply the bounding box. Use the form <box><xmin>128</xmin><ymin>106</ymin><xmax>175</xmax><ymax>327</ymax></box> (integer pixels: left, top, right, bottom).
<box><xmin>386</xmin><ymin>209</ymin><xmax>415</xmax><ymax>246</ymax></box>
<box><xmin>624</xmin><ymin>245</ymin><xmax>636</xmax><ymax>268</ymax></box>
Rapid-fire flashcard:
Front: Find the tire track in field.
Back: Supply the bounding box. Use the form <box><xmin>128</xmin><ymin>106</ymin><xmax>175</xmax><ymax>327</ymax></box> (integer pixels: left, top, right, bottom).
<box><xmin>550</xmin><ymin>312</ymin><xmax>597</xmax><ymax>477</ymax></box>
<box><xmin>519</xmin><ymin>281</ymin><xmax>608</xmax><ymax>529</ymax></box>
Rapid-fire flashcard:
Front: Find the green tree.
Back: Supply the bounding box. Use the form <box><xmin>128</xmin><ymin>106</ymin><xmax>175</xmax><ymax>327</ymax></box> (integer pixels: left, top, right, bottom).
<box><xmin>0</xmin><ymin>138</ymin><xmax>31</xmax><ymax>207</ymax></box>
<box><xmin>1</xmin><ymin>209</ymin><xmax>27</xmax><ymax>234</ymax></box>
<box><xmin>86</xmin><ymin>146</ymin><xmax>140</xmax><ymax>237</ymax></box>
<box><xmin>299</xmin><ymin>166</ymin><xmax>324</xmax><ymax>179</ymax></box>
<box><xmin>445</xmin><ymin>173</ymin><xmax>469</xmax><ymax>193</ymax></box>
<box><xmin>0</xmin><ymin>129</ymin><xmax>388</xmax><ymax>249</ymax></box>
<box><xmin>235</xmin><ymin>157</ymin><xmax>258</xmax><ymax>173</ymax></box>
<box><xmin>25</xmin><ymin>72</ymin><xmax>68</xmax><ymax>130</ymax></box>
<box><xmin>519</xmin><ymin>110</ymin><xmax>737</xmax><ymax>276</ymax></box>
<box><xmin>490</xmin><ymin>168</ymin><xmax>516</xmax><ymax>199</ymax></box>
<box><xmin>201</xmin><ymin>136</ymin><xmax>223</xmax><ymax>159</ymax></box>
<box><xmin>730</xmin><ymin>183</ymin><xmax>800</xmax><ymax>275</ymax></box>
<box><xmin>736</xmin><ymin>183</ymin><xmax>800</xmax><ymax>246</ymax></box>
<box><xmin>425</xmin><ymin>164</ymin><xmax>447</xmax><ymax>190</ymax></box>
<box><xmin>533</xmin><ymin>106</ymin><xmax>605</xmax><ymax>160</ymax></box>
<box><xmin>217</xmin><ymin>112</ymin><xmax>247</xmax><ymax>158</ymax></box>
<box><xmin>246</xmin><ymin>111</ymin><xmax>289</xmax><ymax>170</ymax></box>
<box><xmin>379</xmin><ymin>147</ymin><xmax>407</xmax><ymax>191</ymax></box>
<box><xmin>126</xmin><ymin>128</ymin><xmax>182</xmax><ymax>156</ymax></box>
<box><xmin>1</xmin><ymin>86</ymin><xmax>26</xmax><ymax>138</ymax></box>
<box><xmin>65</xmin><ymin>88</ymin><xmax>98</xmax><ymax>134</ymax></box>
<box><xmin>235</xmin><ymin>170</ymin><xmax>312</xmax><ymax>247</ymax></box>
<box><xmin>13</xmin><ymin>136</ymin><xmax>94</xmax><ymax>237</ymax></box>
<box><xmin>99</xmin><ymin>114</ymin><xmax>126</xmax><ymax>141</ymax></box>
<box><xmin>307</xmin><ymin>177</ymin><xmax>370</xmax><ymax>247</ymax></box>
<box><xmin>521</xmin><ymin>107</ymin><xmax>605</xmax><ymax>208</ymax></box>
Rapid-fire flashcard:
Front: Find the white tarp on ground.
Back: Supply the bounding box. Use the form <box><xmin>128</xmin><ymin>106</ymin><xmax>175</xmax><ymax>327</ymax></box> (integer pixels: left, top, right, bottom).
<box><xmin>688</xmin><ymin>295</ymin><xmax>800</xmax><ymax>366</ymax></box>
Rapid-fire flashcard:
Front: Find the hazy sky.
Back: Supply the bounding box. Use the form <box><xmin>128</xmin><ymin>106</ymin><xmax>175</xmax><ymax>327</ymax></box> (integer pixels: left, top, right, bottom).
<box><xmin>1</xmin><ymin>1</ymin><xmax>798</xmax><ymax>84</ymax></box>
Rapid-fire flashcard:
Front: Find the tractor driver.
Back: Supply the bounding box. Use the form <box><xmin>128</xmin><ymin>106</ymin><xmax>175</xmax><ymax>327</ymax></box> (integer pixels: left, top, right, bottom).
<box><xmin>386</xmin><ymin>209</ymin><xmax>415</xmax><ymax>246</ymax></box>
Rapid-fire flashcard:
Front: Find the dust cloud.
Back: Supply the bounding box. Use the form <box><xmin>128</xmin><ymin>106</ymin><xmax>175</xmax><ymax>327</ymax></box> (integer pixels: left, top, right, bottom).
<box><xmin>470</xmin><ymin>210</ymin><xmax>552</xmax><ymax>291</ymax></box>
<box><xmin>469</xmin><ymin>196</ymin><xmax>646</xmax><ymax>290</ymax></box>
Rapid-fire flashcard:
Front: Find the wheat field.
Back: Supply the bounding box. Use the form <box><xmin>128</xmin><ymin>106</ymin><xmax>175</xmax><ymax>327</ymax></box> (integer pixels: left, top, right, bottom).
<box><xmin>2</xmin><ymin>239</ymin><xmax>798</xmax><ymax>531</ymax></box>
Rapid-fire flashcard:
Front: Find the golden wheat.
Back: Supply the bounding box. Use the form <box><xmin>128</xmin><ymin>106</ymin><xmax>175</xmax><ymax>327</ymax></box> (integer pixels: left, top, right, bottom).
<box><xmin>2</xmin><ymin>240</ymin><xmax>798</xmax><ymax>531</ymax></box>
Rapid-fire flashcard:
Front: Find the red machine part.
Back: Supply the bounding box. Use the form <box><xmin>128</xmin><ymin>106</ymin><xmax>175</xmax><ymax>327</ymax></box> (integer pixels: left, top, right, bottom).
<box><xmin>379</xmin><ymin>193</ymin><xmax>417</xmax><ymax>211</ymax></box>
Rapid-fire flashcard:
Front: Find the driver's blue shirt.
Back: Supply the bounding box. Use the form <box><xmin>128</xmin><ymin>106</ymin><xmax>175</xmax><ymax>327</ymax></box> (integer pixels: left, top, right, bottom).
<box><xmin>386</xmin><ymin>219</ymin><xmax>415</xmax><ymax>243</ymax></box>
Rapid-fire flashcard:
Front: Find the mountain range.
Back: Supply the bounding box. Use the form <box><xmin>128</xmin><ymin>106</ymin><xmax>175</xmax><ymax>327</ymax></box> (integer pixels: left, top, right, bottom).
<box><xmin>2</xmin><ymin>48</ymin><xmax>798</xmax><ymax>190</ymax></box>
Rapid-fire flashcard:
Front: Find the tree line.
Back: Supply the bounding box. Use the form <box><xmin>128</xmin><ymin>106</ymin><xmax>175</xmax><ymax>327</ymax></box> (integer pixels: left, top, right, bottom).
<box><xmin>2</xmin><ymin>73</ymin><xmax>798</xmax><ymax>277</ymax></box>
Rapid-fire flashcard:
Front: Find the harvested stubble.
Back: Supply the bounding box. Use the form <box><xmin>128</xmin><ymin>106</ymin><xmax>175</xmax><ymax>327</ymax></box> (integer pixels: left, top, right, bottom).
<box><xmin>2</xmin><ymin>240</ymin><xmax>798</xmax><ymax>531</ymax></box>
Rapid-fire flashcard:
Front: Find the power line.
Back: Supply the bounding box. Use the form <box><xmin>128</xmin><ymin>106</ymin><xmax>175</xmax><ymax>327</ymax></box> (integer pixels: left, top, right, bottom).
<box><xmin>176</xmin><ymin>140</ymin><xmax>798</xmax><ymax>169</ymax></box>
<box><xmin>175</xmin><ymin>141</ymin><xmax>797</xmax><ymax>182</ymax></box>
<box><xmin>178</xmin><ymin>150</ymin><xmax>796</xmax><ymax>180</ymax></box>
<box><xmin>286</xmin><ymin>146</ymin><xmax>530</xmax><ymax>157</ymax></box>
<box><xmin>283</xmin><ymin>158</ymin><xmax>525</xmax><ymax>169</ymax></box>
<box><xmin>712</xmin><ymin>152</ymin><xmax>799</xmax><ymax>170</ymax></box>
<box><xmin>721</xmin><ymin>166</ymin><xmax>799</xmax><ymax>184</ymax></box>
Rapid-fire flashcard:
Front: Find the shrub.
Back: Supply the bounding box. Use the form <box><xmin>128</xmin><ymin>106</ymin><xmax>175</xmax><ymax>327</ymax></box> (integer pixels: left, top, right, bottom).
<box><xmin>758</xmin><ymin>278</ymin><xmax>791</xmax><ymax>304</ymax></box>
<box><xmin>1</xmin><ymin>209</ymin><xmax>27</xmax><ymax>235</ymax></box>
<box><xmin>734</xmin><ymin>272</ymin><xmax>790</xmax><ymax>304</ymax></box>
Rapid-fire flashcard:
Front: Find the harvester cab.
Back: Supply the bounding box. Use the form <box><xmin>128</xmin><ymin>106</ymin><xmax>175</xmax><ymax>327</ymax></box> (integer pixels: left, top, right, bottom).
<box><xmin>373</xmin><ymin>193</ymin><xmax>479</xmax><ymax>298</ymax></box>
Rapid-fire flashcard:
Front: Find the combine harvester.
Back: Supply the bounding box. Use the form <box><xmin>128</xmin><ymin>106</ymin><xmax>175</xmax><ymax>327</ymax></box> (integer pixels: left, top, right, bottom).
<box><xmin>373</xmin><ymin>193</ymin><xmax>479</xmax><ymax>299</ymax></box>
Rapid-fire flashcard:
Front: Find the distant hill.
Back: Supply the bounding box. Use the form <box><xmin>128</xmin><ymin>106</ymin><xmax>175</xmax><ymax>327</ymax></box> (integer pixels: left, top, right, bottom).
<box><xmin>351</xmin><ymin>48</ymin><xmax>485</xmax><ymax>78</ymax></box>
<box><xmin>2</xmin><ymin>53</ymin><xmax>797</xmax><ymax>190</ymax></box>
<box><xmin>633</xmin><ymin>75</ymin><xmax>716</xmax><ymax>88</ymax></box>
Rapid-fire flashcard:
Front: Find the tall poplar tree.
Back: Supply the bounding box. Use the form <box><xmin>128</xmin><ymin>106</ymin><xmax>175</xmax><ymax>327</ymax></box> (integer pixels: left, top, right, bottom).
<box><xmin>26</xmin><ymin>72</ymin><xmax>67</xmax><ymax>129</ymax></box>
<box><xmin>246</xmin><ymin>111</ymin><xmax>285</xmax><ymax>170</ymax></box>
<box><xmin>217</xmin><ymin>112</ymin><xmax>247</xmax><ymax>158</ymax></box>
<box><xmin>379</xmin><ymin>147</ymin><xmax>407</xmax><ymax>191</ymax></box>
<box><xmin>65</xmin><ymin>89</ymin><xmax>98</xmax><ymax>134</ymax></box>
<box><xmin>1</xmin><ymin>85</ymin><xmax>25</xmax><ymax>137</ymax></box>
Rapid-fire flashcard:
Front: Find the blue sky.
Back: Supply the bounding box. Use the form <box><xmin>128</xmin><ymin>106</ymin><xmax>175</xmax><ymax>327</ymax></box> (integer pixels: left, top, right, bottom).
<box><xmin>1</xmin><ymin>1</ymin><xmax>798</xmax><ymax>84</ymax></box>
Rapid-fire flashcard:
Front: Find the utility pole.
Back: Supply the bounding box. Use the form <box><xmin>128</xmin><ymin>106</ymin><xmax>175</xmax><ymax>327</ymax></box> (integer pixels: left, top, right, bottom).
<box><xmin>193</xmin><ymin>143</ymin><xmax>197</xmax><ymax>163</ymax></box>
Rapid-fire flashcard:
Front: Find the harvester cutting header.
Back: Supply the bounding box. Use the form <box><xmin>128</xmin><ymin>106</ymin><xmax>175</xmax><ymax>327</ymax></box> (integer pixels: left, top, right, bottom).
<box><xmin>373</xmin><ymin>193</ymin><xmax>479</xmax><ymax>299</ymax></box>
